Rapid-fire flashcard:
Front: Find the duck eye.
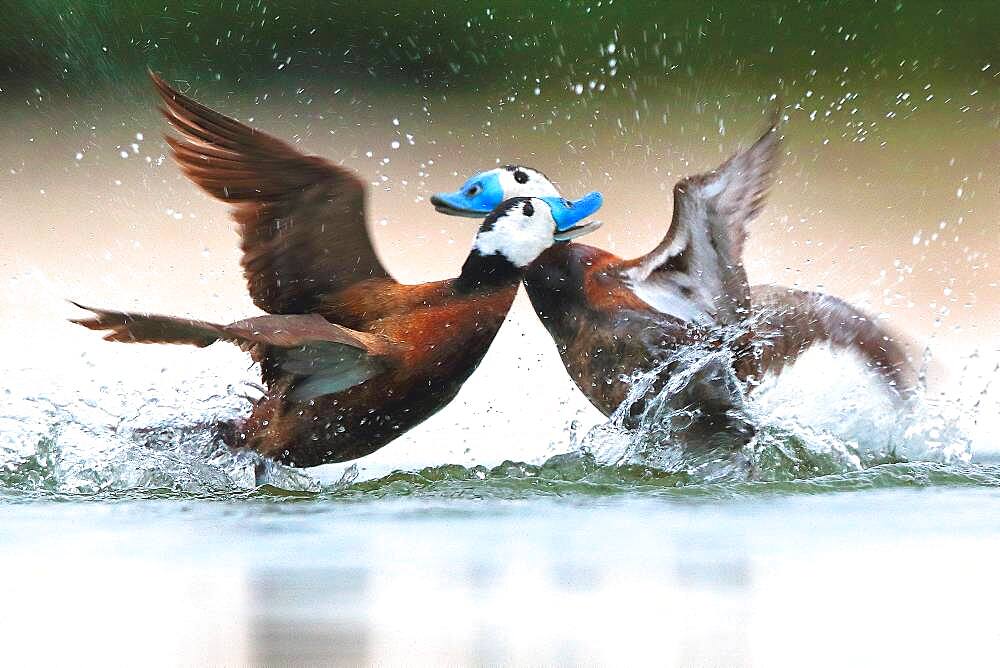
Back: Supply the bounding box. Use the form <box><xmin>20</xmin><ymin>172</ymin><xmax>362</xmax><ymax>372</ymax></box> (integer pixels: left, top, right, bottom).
<box><xmin>466</xmin><ymin>184</ymin><xmax>481</xmax><ymax>196</ymax></box>
<box><xmin>522</xmin><ymin>201</ymin><xmax>535</xmax><ymax>217</ymax></box>
<box><xmin>513</xmin><ymin>170</ymin><xmax>529</xmax><ymax>184</ymax></box>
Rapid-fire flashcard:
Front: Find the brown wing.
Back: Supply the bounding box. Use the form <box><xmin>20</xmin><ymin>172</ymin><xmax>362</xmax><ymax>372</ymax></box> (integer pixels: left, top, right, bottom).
<box><xmin>150</xmin><ymin>71</ymin><xmax>392</xmax><ymax>314</ymax></box>
<box><xmin>70</xmin><ymin>301</ymin><xmax>225</xmax><ymax>347</ymax></box>
<box><xmin>622</xmin><ymin>115</ymin><xmax>782</xmax><ymax>325</ymax></box>
<box><xmin>224</xmin><ymin>314</ymin><xmax>404</xmax><ymax>400</ymax></box>
<box><xmin>222</xmin><ymin>314</ymin><xmax>397</xmax><ymax>356</ymax></box>
<box><xmin>72</xmin><ymin>302</ymin><xmax>405</xmax><ymax>401</ymax></box>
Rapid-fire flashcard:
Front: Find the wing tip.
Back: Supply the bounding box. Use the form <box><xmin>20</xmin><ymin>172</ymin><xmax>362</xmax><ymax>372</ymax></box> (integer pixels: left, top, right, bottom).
<box><xmin>148</xmin><ymin>68</ymin><xmax>176</xmax><ymax>93</ymax></box>
<box><xmin>766</xmin><ymin>101</ymin><xmax>783</xmax><ymax>128</ymax></box>
<box><xmin>754</xmin><ymin>106</ymin><xmax>783</xmax><ymax>151</ymax></box>
<box><xmin>738</xmin><ymin>107</ymin><xmax>784</xmax><ymax>183</ymax></box>
<box><xmin>67</xmin><ymin>300</ymin><xmax>109</xmax><ymax>326</ymax></box>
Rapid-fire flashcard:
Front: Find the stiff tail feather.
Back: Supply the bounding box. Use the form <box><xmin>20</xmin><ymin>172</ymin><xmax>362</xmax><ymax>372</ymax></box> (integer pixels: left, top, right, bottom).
<box><xmin>746</xmin><ymin>285</ymin><xmax>917</xmax><ymax>401</ymax></box>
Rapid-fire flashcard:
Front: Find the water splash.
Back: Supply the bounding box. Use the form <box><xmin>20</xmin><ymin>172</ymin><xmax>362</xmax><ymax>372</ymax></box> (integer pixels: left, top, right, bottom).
<box><xmin>0</xmin><ymin>337</ymin><xmax>989</xmax><ymax>501</ymax></box>
<box><xmin>0</xmin><ymin>364</ymin><xmax>321</xmax><ymax>497</ymax></box>
<box><xmin>577</xmin><ymin>327</ymin><xmax>976</xmax><ymax>483</ymax></box>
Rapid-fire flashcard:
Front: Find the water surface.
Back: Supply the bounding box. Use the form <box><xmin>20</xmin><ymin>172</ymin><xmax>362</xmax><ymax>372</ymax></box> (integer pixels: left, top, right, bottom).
<box><xmin>3</xmin><ymin>347</ymin><xmax>998</xmax><ymax>664</ymax></box>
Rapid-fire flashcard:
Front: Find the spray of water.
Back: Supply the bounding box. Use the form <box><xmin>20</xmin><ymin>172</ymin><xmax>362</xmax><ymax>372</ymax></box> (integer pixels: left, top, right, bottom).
<box><xmin>0</xmin><ymin>332</ymin><xmax>987</xmax><ymax>499</ymax></box>
<box><xmin>579</xmin><ymin>318</ymin><xmax>975</xmax><ymax>483</ymax></box>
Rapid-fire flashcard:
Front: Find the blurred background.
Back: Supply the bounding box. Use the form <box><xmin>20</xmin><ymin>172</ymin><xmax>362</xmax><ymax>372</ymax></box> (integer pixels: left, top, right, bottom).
<box><xmin>2</xmin><ymin>3</ymin><xmax>999</xmax><ymax>664</ymax></box>
<box><xmin>1</xmin><ymin>0</ymin><xmax>996</xmax><ymax>462</ymax></box>
<box><xmin>2</xmin><ymin>0</ymin><xmax>996</xmax><ymax>336</ymax></box>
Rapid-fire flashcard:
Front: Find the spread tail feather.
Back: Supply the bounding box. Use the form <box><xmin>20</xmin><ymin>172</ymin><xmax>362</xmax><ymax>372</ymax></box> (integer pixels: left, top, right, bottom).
<box><xmin>746</xmin><ymin>286</ymin><xmax>918</xmax><ymax>401</ymax></box>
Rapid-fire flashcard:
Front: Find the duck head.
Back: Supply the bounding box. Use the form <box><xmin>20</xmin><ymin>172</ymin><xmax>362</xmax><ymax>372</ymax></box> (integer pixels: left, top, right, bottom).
<box><xmin>458</xmin><ymin>196</ymin><xmax>602</xmax><ymax>291</ymax></box>
<box><xmin>432</xmin><ymin>165</ymin><xmax>604</xmax><ymax>227</ymax></box>
<box><xmin>474</xmin><ymin>196</ymin><xmax>603</xmax><ymax>266</ymax></box>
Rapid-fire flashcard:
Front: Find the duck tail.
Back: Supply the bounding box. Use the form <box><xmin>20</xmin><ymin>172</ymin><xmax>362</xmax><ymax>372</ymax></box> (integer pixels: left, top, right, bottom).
<box><xmin>747</xmin><ymin>285</ymin><xmax>918</xmax><ymax>401</ymax></box>
<box><xmin>69</xmin><ymin>301</ymin><xmax>225</xmax><ymax>347</ymax></box>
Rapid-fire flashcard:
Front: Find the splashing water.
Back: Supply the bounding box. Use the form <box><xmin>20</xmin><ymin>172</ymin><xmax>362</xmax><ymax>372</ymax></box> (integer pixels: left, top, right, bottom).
<box><xmin>0</xmin><ymin>335</ymin><xmax>990</xmax><ymax>502</ymax></box>
<box><xmin>581</xmin><ymin>326</ymin><xmax>976</xmax><ymax>483</ymax></box>
<box><xmin>0</xmin><ymin>360</ymin><xmax>325</xmax><ymax>498</ymax></box>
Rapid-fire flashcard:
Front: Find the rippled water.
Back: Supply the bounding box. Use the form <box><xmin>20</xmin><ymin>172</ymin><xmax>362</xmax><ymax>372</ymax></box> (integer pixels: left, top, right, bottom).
<box><xmin>2</xmin><ymin>343</ymin><xmax>998</xmax><ymax>664</ymax></box>
<box><xmin>1</xmin><ymin>336</ymin><xmax>991</xmax><ymax>502</ymax></box>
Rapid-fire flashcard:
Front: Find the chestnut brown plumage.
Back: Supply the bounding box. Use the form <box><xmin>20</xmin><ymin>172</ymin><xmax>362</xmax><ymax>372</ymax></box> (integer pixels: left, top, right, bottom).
<box><xmin>521</xmin><ymin>122</ymin><xmax>916</xmax><ymax>421</ymax></box>
<box><xmin>72</xmin><ymin>73</ymin><xmax>595</xmax><ymax>467</ymax></box>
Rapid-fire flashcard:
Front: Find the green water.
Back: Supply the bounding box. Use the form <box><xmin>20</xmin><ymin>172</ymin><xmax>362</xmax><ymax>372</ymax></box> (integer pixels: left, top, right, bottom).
<box><xmin>2</xmin><ymin>358</ymin><xmax>998</xmax><ymax>664</ymax></box>
<box><xmin>6</xmin><ymin>454</ymin><xmax>1000</xmax><ymax>504</ymax></box>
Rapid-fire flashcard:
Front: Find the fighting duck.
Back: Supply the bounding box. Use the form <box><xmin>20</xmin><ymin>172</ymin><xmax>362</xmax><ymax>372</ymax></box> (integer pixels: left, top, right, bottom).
<box><xmin>72</xmin><ymin>73</ymin><xmax>602</xmax><ymax>467</ymax></box>
<box><xmin>432</xmin><ymin>122</ymin><xmax>915</xmax><ymax>421</ymax></box>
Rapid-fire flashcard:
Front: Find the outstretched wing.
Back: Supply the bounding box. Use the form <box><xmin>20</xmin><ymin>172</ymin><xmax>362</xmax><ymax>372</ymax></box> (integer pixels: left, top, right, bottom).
<box><xmin>623</xmin><ymin>115</ymin><xmax>782</xmax><ymax>324</ymax></box>
<box><xmin>223</xmin><ymin>314</ymin><xmax>403</xmax><ymax>401</ymax></box>
<box><xmin>72</xmin><ymin>302</ymin><xmax>404</xmax><ymax>401</ymax></box>
<box><xmin>70</xmin><ymin>301</ymin><xmax>227</xmax><ymax>347</ymax></box>
<box><xmin>151</xmin><ymin>71</ymin><xmax>392</xmax><ymax>314</ymax></box>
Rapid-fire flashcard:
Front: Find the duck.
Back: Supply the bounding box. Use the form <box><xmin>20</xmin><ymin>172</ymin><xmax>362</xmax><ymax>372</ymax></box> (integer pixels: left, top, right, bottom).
<box><xmin>431</xmin><ymin>120</ymin><xmax>916</xmax><ymax>424</ymax></box>
<box><xmin>71</xmin><ymin>72</ymin><xmax>602</xmax><ymax>467</ymax></box>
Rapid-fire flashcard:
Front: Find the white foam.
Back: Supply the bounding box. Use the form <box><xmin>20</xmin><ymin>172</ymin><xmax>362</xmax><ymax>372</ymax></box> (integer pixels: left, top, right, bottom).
<box><xmin>2</xmin><ymin>296</ymin><xmax>995</xmax><ymax>491</ymax></box>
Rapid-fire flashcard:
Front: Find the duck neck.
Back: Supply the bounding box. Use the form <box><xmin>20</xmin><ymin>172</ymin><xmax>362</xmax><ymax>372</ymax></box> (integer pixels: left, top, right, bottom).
<box><xmin>455</xmin><ymin>250</ymin><xmax>523</xmax><ymax>294</ymax></box>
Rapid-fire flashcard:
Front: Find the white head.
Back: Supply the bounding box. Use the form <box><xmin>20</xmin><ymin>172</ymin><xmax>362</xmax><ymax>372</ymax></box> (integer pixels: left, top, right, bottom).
<box><xmin>494</xmin><ymin>166</ymin><xmax>562</xmax><ymax>199</ymax></box>
<box><xmin>432</xmin><ymin>165</ymin><xmax>566</xmax><ymax>217</ymax></box>
<box><xmin>472</xmin><ymin>196</ymin><xmax>604</xmax><ymax>268</ymax></box>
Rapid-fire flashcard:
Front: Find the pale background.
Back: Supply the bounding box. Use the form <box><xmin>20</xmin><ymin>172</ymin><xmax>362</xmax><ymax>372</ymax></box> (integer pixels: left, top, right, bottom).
<box><xmin>1</xmin><ymin>3</ymin><xmax>999</xmax><ymax>665</ymax></box>
<box><xmin>1</xmin><ymin>77</ymin><xmax>996</xmax><ymax>473</ymax></box>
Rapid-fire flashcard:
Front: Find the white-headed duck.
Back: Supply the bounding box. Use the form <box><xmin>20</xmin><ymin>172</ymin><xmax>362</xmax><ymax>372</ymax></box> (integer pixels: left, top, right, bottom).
<box><xmin>432</xmin><ymin>121</ymin><xmax>916</xmax><ymax>421</ymax></box>
<box><xmin>71</xmin><ymin>73</ymin><xmax>602</xmax><ymax>466</ymax></box>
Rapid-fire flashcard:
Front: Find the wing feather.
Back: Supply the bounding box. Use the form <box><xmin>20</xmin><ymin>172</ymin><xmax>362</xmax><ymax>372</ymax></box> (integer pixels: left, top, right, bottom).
<box><xmin>72</xmin><ymin>303</ymin><xmax>403</xmax><ymax>400</ymax></box>
<box><xmin>151</xmin><ymin>71</ymin><xmax>392</xmax><ymax>314</ymax></box>
<box><xmin>624</xmin><ymin>114</ymin><xmax>782</xmax><ymax>324</ymax></box>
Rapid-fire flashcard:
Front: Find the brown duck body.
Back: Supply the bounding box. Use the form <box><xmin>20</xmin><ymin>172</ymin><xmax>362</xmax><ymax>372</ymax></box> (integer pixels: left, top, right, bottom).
<box><xmin>525</xmin><ymin>244</ymin><xmax>690</xmax><ymax>417</ymax></box>
<box><xmin>76</xmin><ymin>250</ymin><xmax>521</xmax><ymax>468</ymax></box>
<box><xmin>525</xmin><ymin>241</ymin><xmax>915</xmax><ymax>421</ymax></box>
<box><xmin>72</xmin><ymin>73</ymin><xmax>575</xmax><ymax>468</ymax></box>
<box><xmin>514</xmin><ymin>119</ymin><xmax>915</xmax><ymax>422</ymax></box>
<box><xmin>525</xmin><ymin>243</ymin><xmax>742</xmax><ymax>423</ymax></box>
<box><xmin>244</xmin><ymin>279</ymin><xmax>516</xmax><ymax>466</ymax></box>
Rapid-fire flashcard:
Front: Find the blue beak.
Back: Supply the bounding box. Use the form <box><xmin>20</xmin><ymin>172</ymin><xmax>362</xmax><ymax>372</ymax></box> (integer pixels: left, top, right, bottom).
<box><xmin>542</xmin><ymin>192</ymin><xmax>604</xmax><ymax>241</ymax></box>
<box><xmin>431</xmin><ymin>172</ymin><xmax>505</xmax><ymax>218</ymax></box>
<box><xmin>430</xmin><ymin>190</ymin><xmax>489</xmax><ymax>217</ymax></box>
